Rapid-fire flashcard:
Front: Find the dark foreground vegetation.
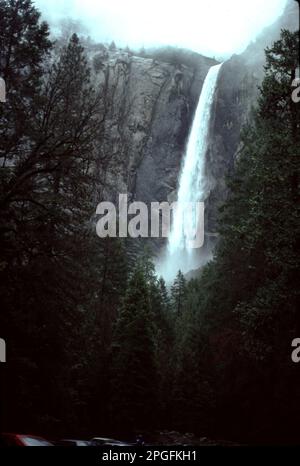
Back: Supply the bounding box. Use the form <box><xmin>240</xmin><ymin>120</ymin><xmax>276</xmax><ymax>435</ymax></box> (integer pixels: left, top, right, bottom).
<box><xmin>0</xmin><ymin>0</ymin><xmax>299</xmax><ymax>445</ymax></box>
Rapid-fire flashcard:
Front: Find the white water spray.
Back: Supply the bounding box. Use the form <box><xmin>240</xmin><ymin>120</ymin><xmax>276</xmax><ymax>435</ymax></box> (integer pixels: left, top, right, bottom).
<box><xmin>157</xmin><ymin>63</ymin><xmax>223</xmax><ymax>281</ymax></box>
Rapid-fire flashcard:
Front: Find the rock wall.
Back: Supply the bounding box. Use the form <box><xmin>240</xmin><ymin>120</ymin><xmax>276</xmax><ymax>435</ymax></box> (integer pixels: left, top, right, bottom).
<box><xmin>91</xmin><ymin>47</ymin><xmax>217</xmax><ymax>254</ymax></box>
<box><xmin>93</xmin><ymin>49</ymin><xmax>217</xmax><ymax>205</ymax></box>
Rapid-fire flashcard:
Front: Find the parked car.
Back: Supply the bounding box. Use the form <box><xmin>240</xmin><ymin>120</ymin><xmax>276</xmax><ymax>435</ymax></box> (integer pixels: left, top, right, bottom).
<box><xmin>90</xmin><ymin>437</ymin><xmax>133</xmax><ymax>446</ymax></box>
<box><xmin>0</xmin><ymin>434</ymin><xmax>54</xmax><ymax>446</ymax></box>
<box><xmin>56</xmin><ymin>439</ymin><xmax>91</xmax><ymax>446</ymax></box>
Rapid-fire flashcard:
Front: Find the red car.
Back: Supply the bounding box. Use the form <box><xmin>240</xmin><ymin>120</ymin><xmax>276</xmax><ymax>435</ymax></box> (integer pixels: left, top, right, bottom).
<box><xmin>0</xmin><ymin>434</ymin><xmax>54</xmax><ymax>446</ymax></box>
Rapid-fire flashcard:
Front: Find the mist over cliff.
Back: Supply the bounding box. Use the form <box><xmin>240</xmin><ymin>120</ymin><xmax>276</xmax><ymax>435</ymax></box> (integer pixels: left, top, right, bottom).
<box><xmin>34</xmin><ymin>0</ymin><xmax>288</xmax><ymax>59</ymax></box>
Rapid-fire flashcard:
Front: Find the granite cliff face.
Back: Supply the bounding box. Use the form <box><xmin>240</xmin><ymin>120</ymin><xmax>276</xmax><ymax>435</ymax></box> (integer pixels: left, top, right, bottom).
<box><xmin>90</xmin><ymin>47</ymin><xmax>217</xmax><ymax>255</ymax></box>
<box><xmin>93</xmin><ymin>48</ymin><xmax>217</xmax><ymax>207</ymax></box>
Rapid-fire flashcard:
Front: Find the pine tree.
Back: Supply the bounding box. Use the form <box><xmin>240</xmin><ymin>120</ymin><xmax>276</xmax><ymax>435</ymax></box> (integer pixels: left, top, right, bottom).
<box><xmin>0</xmin><ymin>0</ymin><xmax>51</xmax><ymax>181</ymax></box>
<box><xmin>158</xmin><ymin>277</ymin><xmax>170</xmax><ymax>312</ymax></box>
<box><xmin>0</xmin><ymin>0</ymin><xmax>51</xmax><ymax>89</ymax></box>
<box><xmin>139</xmin><ymin>46</ymin><xmax>146</xmax><ymax>57</ymax></box>
<box><xmin>111</xmin><ymin>265</ymin><xmax>158</xmax><ymax>432</ymax></box>
<box><xmin>171</xmin><ymin>270</ymin><xmax>187</xmax><ymax>315</ymax></box>
<box><xmin>109</xmin><ymin>40</ymin><xmax>117</xmax><ymax>51</ymax></box>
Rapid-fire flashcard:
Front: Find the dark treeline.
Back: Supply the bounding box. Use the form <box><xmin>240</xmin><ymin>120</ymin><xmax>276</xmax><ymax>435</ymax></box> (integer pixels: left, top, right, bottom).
<box><xmin>0</xmin><ymin>0</ymin><xmax>299</xmax><ymax>444</ymax></box>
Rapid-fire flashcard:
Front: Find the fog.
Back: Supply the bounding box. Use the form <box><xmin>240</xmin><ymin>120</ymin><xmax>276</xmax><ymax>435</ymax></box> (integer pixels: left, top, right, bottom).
<box><xmin>33</xmin><ymin>0</ymin><xmax>288</xmax><ymax>58</ymax></box>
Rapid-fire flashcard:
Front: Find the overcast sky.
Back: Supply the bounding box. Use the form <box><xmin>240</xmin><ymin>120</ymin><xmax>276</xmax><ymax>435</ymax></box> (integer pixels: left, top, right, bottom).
<box><xmin>33</xmin><ymin>0</ymin><xmax>288</xmax><ymax>58</ymax></box>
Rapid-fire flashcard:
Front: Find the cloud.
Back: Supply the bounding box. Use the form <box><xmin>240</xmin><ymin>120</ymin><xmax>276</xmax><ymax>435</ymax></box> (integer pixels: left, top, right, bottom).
<box><xmin>33</xmin><ymin>0</ymin><xmax>287</xmax><ymax>57</ymax></box>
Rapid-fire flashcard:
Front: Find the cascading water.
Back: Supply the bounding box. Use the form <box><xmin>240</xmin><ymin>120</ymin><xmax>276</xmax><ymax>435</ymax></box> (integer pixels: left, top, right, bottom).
<box><xmin>157</xmin><ymin>63</ymin><xmax>223</xmax><ymax>282</ymax></box>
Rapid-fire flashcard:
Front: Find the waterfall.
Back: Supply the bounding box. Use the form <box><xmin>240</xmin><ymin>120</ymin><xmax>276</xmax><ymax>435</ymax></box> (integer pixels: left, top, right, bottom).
<box><xmin>157</xmin><ymin>63</ymin><xmax>223</xmax><ymax>282</ymax></box>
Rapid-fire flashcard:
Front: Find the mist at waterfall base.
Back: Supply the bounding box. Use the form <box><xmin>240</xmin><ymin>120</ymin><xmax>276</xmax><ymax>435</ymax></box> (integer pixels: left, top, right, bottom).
<box><xmin>156</xmin><ymin>64</ymin><xmax>223</xmax><ymax>283</ymax></box>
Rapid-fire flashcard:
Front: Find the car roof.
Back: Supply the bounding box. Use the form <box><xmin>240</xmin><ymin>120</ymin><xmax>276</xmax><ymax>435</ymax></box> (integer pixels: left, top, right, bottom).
<box><xmin>92</xmin><ymin>437</ymin><xmax>126</xmax><ymax>443</ymax></box>
<box><xmin>92</xmin><ymin>437</ymin><xmax>113</xmax><ymax>441</ymax></box>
